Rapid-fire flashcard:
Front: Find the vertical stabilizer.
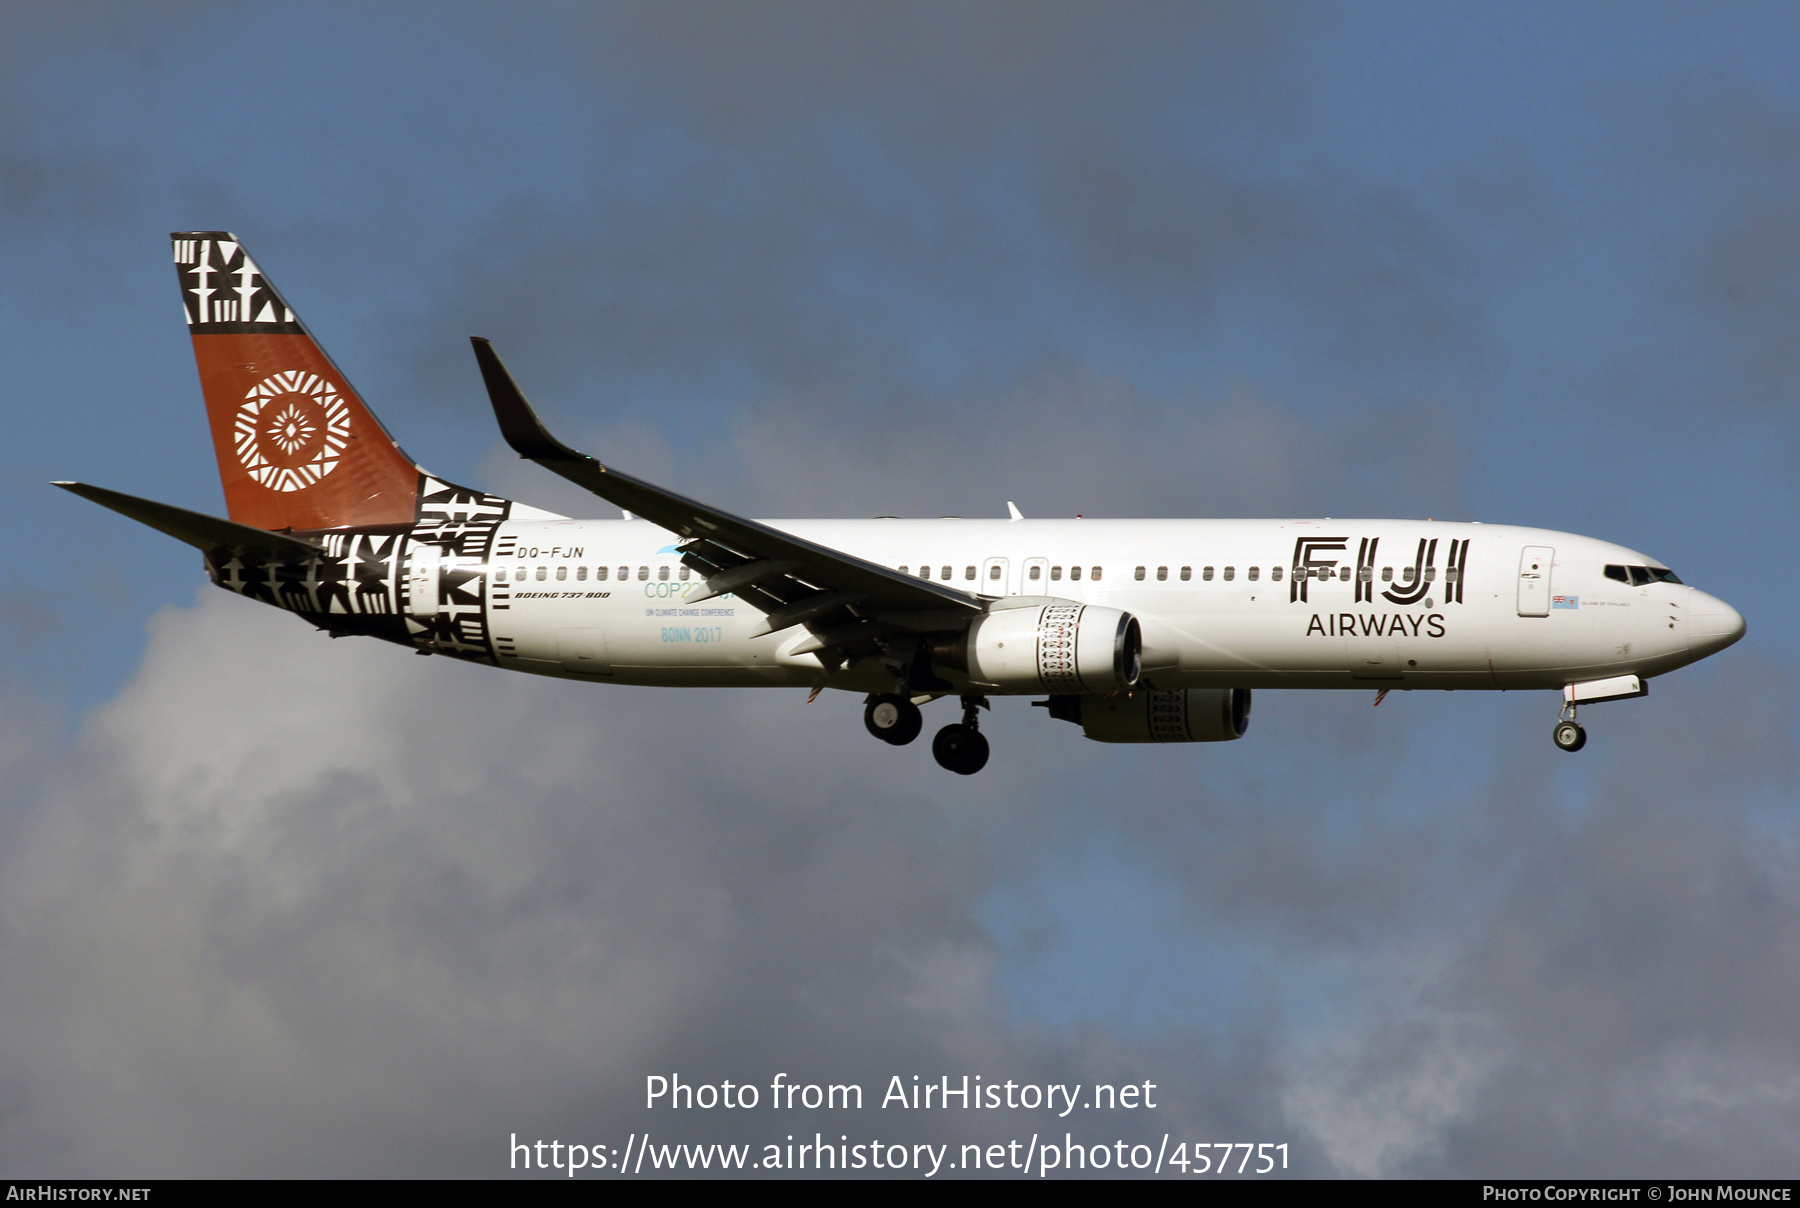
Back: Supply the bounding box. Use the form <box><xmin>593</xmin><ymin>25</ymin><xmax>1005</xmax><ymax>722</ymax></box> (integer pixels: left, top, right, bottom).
<box><xmin>173</xmin><ymin>232</ymin><xmax>421</xmax><ymax>530</ymax></box>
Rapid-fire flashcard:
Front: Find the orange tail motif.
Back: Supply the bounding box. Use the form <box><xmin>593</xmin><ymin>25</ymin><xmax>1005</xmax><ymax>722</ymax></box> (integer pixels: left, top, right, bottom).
<box><xmin>173</xmin><ymin>232</ymin><xmax>421</xmax><ymax>530</ymax></box>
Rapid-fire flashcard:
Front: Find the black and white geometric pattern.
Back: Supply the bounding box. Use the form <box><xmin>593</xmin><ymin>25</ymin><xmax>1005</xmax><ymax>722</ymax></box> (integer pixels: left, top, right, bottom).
<box><xmin>172</xmin><ymin>232</ymin><xmax>303</xmax><ymax>333</ymax></box>
<box><xmin>203</xmin><ymin>473</ymin><xmax>516</xmax><ymax>662</ymax></box>
<box><xmin>400</xmin><ymin>476</ymin><xmax>515</xmax><ymax>662</ymax></box>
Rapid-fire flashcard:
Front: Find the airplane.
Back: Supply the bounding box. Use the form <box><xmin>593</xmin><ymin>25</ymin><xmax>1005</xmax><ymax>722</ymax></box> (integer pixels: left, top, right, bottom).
<box><xmin>56</xmin><ymin>232</ymin><xmax>1746</xmax><ymax>774</ymax></box>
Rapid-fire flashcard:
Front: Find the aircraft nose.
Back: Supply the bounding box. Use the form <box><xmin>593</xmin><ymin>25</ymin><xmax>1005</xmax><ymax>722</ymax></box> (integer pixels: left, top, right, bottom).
<box><xmin>1688</xmin><ymin>590</ymin><xmax>1746</xmax><ymax>655</ymax></box>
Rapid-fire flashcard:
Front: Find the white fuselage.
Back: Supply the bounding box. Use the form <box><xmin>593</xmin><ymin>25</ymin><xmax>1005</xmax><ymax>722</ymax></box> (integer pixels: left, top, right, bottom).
<box><xmin>472</xmin><ymin>517</ymin><xmax>1740</xmax><ymax>695</ymax></box>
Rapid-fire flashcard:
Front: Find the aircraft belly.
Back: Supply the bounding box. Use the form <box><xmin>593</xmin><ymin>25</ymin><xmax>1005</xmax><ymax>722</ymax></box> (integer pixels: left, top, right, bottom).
<box><xmin>490</xmin><ymin>584</ymin><xmax>813</xmax><ymax>686</ymax></box>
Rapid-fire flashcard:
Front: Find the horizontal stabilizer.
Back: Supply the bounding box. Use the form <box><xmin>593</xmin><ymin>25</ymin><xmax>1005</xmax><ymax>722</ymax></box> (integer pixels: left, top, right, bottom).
<box><xmin>54</xmin><ymin>481</ymin><xmax>324</xmax><ymax>558</ymax></box>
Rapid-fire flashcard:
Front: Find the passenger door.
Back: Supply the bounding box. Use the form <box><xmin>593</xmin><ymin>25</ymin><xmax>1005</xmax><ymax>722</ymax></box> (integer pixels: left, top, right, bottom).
<box><xmin>404</xmin><ymin>539</ymin><xmax>440</xmax><ymax>618</ymax></box>
<box><xmin>1517</xmin><ymin>546</ymin><xmax>1553</xmax><ymax>617</ymax></box>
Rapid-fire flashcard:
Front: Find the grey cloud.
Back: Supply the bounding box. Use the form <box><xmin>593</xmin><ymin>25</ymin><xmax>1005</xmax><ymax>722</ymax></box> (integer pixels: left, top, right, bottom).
<box><xmin>1263</xmin><ymin>659</ymin><xmax>1800</xmax><ymax>1177</ymax></box>
<box><xmin>1</xmin><ymin>3</ymin><xmax>1792</xmax><ymax>1180</ymax></box>
<box><xmin>1</xmin><ymin>515</ymin><xmax>1789</xmax><ymax>1180</ymax></box>
<box><xmin>0</xmin><ymin>592</ymin><xmax>1195</xmax><ymax>1175</ymax></box>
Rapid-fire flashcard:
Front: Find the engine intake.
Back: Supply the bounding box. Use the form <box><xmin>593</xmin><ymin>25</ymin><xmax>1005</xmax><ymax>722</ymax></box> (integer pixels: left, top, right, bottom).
<box><xmin>949</xmin><ymin>603</ymin><xmax>1142</xmax><ymax>693</ymax></box>
<box><xmin>1040</xmin><ymin>688</ymin><xmax>1252</xmax><ymax>743</ymax></box>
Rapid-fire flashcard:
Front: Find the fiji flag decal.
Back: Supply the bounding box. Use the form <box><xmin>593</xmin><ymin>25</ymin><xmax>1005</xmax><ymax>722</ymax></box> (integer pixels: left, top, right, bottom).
<box><xmin>1552</xmin><ymin>595</ymin><xmax>1579</xmax><ymax>609</ymax></box>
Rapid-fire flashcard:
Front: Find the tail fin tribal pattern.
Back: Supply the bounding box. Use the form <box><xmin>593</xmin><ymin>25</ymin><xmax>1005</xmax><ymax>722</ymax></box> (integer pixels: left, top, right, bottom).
<box><xmin>174</xmin><ymin>231</ymin><xmax>424</xmax><ymax>531</ymax></box>
<box><xmin>175</xmin><ymin>232</ymin><xmax>520</xmax><ymax>662</ymax></box>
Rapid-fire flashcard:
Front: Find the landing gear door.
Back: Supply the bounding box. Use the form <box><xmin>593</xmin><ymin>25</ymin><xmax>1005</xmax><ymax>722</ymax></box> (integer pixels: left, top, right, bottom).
<box><xmin>1517</xmin><ymin>545</ymin><xmax>1553</xmax><ymax>617</ymax></box>
<box><xmin>981</xmin><ymin>556</ymin><xmax>1010</xmax><ymax>598</ymax></box>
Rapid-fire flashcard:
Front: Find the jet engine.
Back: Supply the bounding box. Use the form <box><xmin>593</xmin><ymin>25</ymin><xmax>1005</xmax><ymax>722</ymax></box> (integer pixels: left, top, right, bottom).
<box><xmin>1039</xmin><ymin>687</ymin><xmax>1252</xmax><ymax>743</ymax></box>
<box><xmin>943</xmin><ymin>603</ymin><xmax>1142</xmax><ymax>693</ymax></box>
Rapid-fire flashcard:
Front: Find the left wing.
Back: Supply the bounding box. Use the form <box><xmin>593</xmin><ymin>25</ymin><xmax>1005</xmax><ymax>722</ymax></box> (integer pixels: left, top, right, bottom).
<box><xmin>470</xmin><ymin>338</ymin><xmax>982</xmax><ymax>672</ymax></box>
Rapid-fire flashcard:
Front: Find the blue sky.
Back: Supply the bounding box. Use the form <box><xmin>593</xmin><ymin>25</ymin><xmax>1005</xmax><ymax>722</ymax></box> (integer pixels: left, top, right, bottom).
<box><xmin>1</xmin><ymin>1</ymin><xmax>1797</xmax><ymax>1177</ymax></box>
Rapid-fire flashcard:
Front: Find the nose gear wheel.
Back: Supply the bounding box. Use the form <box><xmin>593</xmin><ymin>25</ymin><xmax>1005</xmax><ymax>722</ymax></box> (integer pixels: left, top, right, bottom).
<box><xmin>1553</xmin><ymin>719</ymin><xmax>1586</xmax><ymax>752</ymax></box>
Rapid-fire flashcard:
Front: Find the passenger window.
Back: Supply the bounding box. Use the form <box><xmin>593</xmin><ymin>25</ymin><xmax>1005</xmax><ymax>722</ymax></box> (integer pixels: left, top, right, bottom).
<box><xmin>1180</xmin><ymin>566</ymin><xmax>1192</xmax><ymax>581</ymax></box>
<box><xmin>493</xmin><ymin>568</ymin><xmax>507</xmax><ymax>583</ymax></box>
<box><xmin>637</xmin><ymin>567</ymin><xmax>648</xmax><ymax>581</ymax></box>
<box><xmin>1071</xmin><ymin>566</ymin><xmax>1083</xmax><ymax>581</ymax></box>
<box><xmin>1202</xmin><ymin>566</ymin><xmax>1214</xmax><ymax>581</ymax></box>
<box><xmin>1134</xmin><ymin>566</ymin><xmax>1146</xmax><ymax>581</ymax></box>
<box><xmin>1359</xmin><ymin>566</ymin><xmax>1372</xmax><ymax>582</ymax></box>
<box><xmin>899</xmin><ymin>566</ymin><xmax>909</xmax><ymax>575</ymax></box>
<box><xmin>964</xmin><ymin>566</ymin><xmax>976</xmax><ymax>580</ymax></box>
<box><xmin>1247</xmin><ymin>566</ymin><xmax>1260</xmax><ymax>581</ymax></box>
<box><xmin>1091</xmin><ymin>566</ymin><xmax>1102</xmax><ymax>581</ymax></box>
<box><xmin>1271</xmin><ymin>566</ymin><xmax>1283</xmax><ymax>581</ymax></box>
<box><xmin>941</xmin><ymin>566</ymin><xmax>951</xmax><ymax>580</ymax></box>
<box><xmin>1223</xmin><ymin>566</ymin><xmax>1235</xmax><ymax>581</ymax></box>
<box><xmin>988</xmin><ymin>564</ymin><xmax>1001</xmax><ymax>580</ymax></box>
<box><xmin>679</xmin><ymin>566</ymin><xmax>690</xmax><ymax>581</ymax></box>
<box><xmin>556</xmin><ymin>566</ymin><xmax>567</xmax><ymax>581</ymax></box>
<box><xmin>597</xmin><ymin>566</ymin><xmax>609</xmax><ymax>581</ymax></box>
<box><xmin>536</xmin><ymin>567</ymin><xmax>547</xmax><ymax>581</ymax></box>
<box><xmin>1381</xmin><ymin>567</ymin><xmax>1393</xmax><ymax>581</ymax></box>
<box><xmin>1156</xmin><ymin>566</ymin><xmax>1168</xmax><ymax>581</ymax></box>
<box><xmin>1050</xmin><ymin>566</ymin><xmax>1063</xmax><ymax>581</ymax></box>
<box><xmin>657</xmin><ymin>566</ymin><xmax>669</xmax><ymax>581</ymax></box>
<box><xmin>1028</xmin><ymin>565</ymin><xmax>1041</xmax><ymax>580</ymax></box>
<box><xmin>1605</xmin><ymin>564</ymin><xmax>1628</xmax><ymax>583</ymax></box>
<box><xmin>1424</xmin><ymin>567</ymin><xmax>1436</xmax><ymax>582</ymax></box>
<box><xmin>575</xmin><ymin>566</ymin><xmax>587</xmax><ymax>581</ymax></box>
<box><xmin>1402</xmin><ymin>567</ymin><xmax>1416</xmax><ymax>584</ymax></box>
<box><xmin>1340</xmin><ymin>567</ymin><xmax>1351</xmax><ymax>581</ymax></box>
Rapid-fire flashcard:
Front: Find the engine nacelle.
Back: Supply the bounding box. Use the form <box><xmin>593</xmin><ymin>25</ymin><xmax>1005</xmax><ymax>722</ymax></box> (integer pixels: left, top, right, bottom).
<box><xmin>1042</xmin><ymin>688</ymin><xmax>1252</xmax><ymax>743</ymax></box>
<box><xmin>955</xmin><ymin>603</ymin><xmax>1142</xmax><ymax>693</ymax></box>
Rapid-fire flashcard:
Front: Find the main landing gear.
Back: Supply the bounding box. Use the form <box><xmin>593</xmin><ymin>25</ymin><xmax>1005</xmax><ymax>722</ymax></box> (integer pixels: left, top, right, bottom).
<box><xmin>1553</xmin><ymin>702</ymin><xmax>1587</xmax><ymax>752</ymax></box>
<box><xmin>863</xmin><ymin>693</ymin><xmax>923</xmax><ymax>746</ymax></box>
<box><xmin>932</xmin><ymin>695</ymin><xmax>990</xmax><ymax>776</ymax></box>
<box><xmin>868</xmin><ymin>692</ymin><xmax>990</xmax><ymax>773</ymax></box>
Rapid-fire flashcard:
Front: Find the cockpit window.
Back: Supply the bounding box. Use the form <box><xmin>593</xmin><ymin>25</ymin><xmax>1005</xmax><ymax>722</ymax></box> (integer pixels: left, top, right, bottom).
<box><xmin>1607</xmin><ymin>563</ymin><xmax>1683</xmax><ymax>586</ymax></box>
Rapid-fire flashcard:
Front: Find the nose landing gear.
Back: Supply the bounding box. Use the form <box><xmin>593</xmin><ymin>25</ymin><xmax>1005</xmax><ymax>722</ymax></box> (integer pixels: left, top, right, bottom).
<box><xmin>1553</xmin><ymin>702</ymin><xmax>1587</xmax><ymax>752</ymax></box>
<box><xmin>931</xmin><ymin>695</ymin><xmax>991</xmax><ymax>775</ymax></box>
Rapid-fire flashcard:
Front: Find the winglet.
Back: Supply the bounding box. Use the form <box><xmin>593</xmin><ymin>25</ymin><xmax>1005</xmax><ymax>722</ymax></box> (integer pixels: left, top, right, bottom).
<box><xmin>1006</xmin><ymin>501</ymin><xmax>1024</xmax><ymax>521</ymax></box>
<box><xmin>469</xmin><ymin>337</ymin><xmax>586</xmax><ymax>462</ymax></box>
